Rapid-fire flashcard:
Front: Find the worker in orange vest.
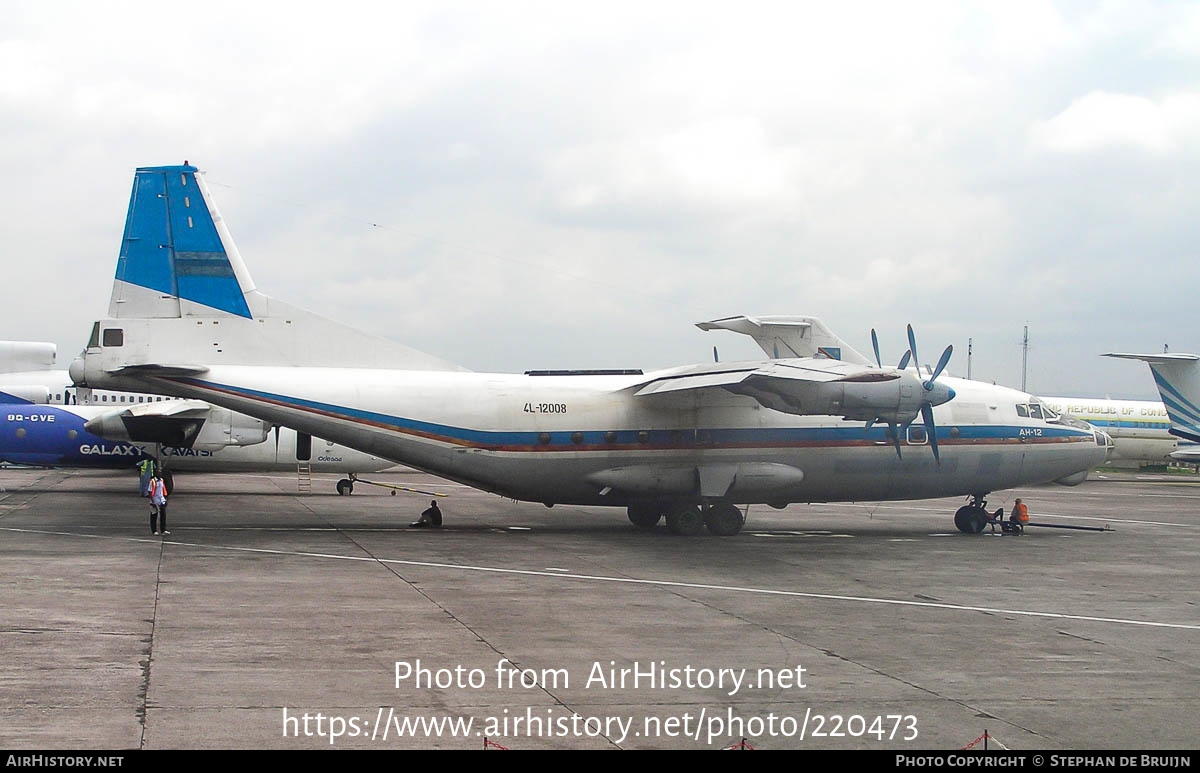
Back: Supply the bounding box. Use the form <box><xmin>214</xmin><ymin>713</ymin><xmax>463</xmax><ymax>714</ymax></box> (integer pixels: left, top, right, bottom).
<box><xmin>1009</xmin><ymin>498</ymin><xmax>1029</xmax><ymax>534</ymax></box>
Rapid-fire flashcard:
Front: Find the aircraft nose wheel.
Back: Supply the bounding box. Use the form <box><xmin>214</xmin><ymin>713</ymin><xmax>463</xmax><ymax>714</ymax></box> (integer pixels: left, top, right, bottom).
<box><xmin>953</xmin><ymin>505</ymin><xmax>988</xmax><ymax>534</ymax></box>
<box><xmin>336</xmin><ymin>478</ymin><xmax>354</xmax><ymax>496</ymax></box>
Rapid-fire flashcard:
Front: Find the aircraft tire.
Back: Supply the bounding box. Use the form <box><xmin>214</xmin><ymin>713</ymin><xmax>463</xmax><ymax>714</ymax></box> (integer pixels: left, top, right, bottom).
<box><xmin>704</xmin><ymin>503</ymin><xmax>744</xmax><ymax>536</ymax></box>
<box><xmin>954</xmin><ymin>505</ymin><xmax>988</xmax><ymax>534</ymax></box>
<box><xmin>666</xmin><ymin>505</ymin><xmax>705</xmax><ymax>536</ymax></box>
<box><xmin>336</xmin><ymin>479</ymin><xmax>353</xmax><ymax>496</ymax></box>
<box><xmin>627</xmin><ymin>503</ymin><xmax>662</xmax><ymax>529</ymax></box>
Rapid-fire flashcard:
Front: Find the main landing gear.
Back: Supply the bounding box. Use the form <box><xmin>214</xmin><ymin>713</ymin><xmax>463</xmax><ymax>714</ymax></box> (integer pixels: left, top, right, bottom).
<box><xmin>954</xmin><ymin>494</ymin><xmax>990</xmax><ymax>534</ymax></box>
<box><xmin>627</xmin><ymin>502</ymin><xmax>747</xmax><ymax>536</ymax></box>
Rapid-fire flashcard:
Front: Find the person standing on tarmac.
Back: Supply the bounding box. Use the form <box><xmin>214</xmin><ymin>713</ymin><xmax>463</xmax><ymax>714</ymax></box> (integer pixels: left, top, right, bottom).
<box><xmin>138</xmin><ymin>458</ymin><xmax>155</xmax><ymax>497</ymax></box>
<box><xmin>409</xmin><ymin>500</ymin><xmax>443</xmax><ymax>529</ymax></box>
<box><xmin>149</xmin><ymin>474</ymin><xmax>169</xmax><ymax>536</ymax></box>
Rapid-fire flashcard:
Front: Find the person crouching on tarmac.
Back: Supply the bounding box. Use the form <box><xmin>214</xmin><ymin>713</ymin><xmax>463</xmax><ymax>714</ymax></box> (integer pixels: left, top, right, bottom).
<box><xmin>149</xmin><ymin>475</ymin><xmax>169</xmax><ymax>536</ymax></box>
<box><xmin>410</xmin><ymin>500</ymin><xmax>443</xmax><ymax>529</ymax></box>
<box><xmin>1009</xmin><ymin>498</ymin><xmax>1030</xmax><ymax>534</ymax></box>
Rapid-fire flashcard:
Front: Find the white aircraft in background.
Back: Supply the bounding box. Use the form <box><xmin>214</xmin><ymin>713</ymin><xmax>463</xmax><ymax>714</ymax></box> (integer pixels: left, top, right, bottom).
<box><xmin>2</xmin><ymin>340</ymin><xmax>392</xmax><ymax>493</ymax></box>
<box><xmin>1036</xmin><ymin>396</ymin><xmax>1194</xmax><ymax>465</ymax></box>
<box><xmin>72</xmin><ymin>163</ymin><xmax>1110</xmax><ymax>535</ymax></box>
<box><xmin>1102</xmin><ymin>352</ymin><xmax>1200</xmax><ymax>463</ymax></box>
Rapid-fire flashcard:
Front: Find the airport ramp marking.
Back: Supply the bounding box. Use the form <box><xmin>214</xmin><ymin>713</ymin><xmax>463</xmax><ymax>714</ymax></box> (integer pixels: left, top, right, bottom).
<box><xmin>2</xmin><ymin>526</ymin><xmax>1198</xmax><ymax>632</ymax></box>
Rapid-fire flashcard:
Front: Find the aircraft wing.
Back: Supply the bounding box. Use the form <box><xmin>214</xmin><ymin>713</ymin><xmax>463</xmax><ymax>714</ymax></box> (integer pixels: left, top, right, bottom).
<box><xmin>629</xmin><ymin>358</ymin><xmax>921</xmax><ymax>421</ymax></box>
<box><xmin>634</xmin><ymin>359</ymin><xmax>859</xmax><ymax>396</ymax></box>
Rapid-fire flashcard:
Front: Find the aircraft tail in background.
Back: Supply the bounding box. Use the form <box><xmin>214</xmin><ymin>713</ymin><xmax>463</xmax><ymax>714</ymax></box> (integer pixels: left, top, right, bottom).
<box><xmin>696</xmin><ymin>315</ymin><xmax>873</xmax><ymax>365</ymax></box>
<box><xmin>1104</xmin><ymin>352</ymin><xmax>1200</xmax><ymax>444</ymax></box>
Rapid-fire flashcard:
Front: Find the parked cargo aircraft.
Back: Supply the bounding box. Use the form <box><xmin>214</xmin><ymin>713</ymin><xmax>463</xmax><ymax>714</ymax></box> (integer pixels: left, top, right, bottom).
<box><xmin>2</xmin><ymin>341</ymin><xmax>392</xmax><ymax>492</ymax></box>
<box><xmin>72</xmin><ymin>164</ymin><xmax>1111</xmax><ymax>535</ymax></box>
<box><xmin>1103</xmin><ymin>352</ymin><xmax>1200</xmax><ymax>463</ymax></box>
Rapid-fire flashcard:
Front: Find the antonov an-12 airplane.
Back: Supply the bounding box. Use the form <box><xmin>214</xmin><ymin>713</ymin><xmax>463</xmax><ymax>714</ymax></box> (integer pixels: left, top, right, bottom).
<box><xmin>72</xmin><ymin>164</ymin><xmax>1111</xmax><ymax>535</ymax></box>
<box><xmin>2</xmin><ymin>340</ymin><xmax>392</xmax><ymax>492</ymax></box>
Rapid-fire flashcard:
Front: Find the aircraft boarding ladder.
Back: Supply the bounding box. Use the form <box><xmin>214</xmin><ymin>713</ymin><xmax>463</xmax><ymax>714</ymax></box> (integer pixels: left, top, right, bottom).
<box><xmin>297</xmin><ymin>462</ymin><xmax>312</xmax><ymax>494</ymax></box>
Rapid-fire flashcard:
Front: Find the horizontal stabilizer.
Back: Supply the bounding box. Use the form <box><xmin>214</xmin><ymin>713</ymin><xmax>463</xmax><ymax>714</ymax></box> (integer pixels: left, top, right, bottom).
<box><xmin>109</xmin><ymin>364</ymin><xmax>211</xmax><ymax>378</ymax></box>
<box><xmin>1103</xmin><ymin>352</ymin><xmax>1200</xmax><ymax>364</ymax></box>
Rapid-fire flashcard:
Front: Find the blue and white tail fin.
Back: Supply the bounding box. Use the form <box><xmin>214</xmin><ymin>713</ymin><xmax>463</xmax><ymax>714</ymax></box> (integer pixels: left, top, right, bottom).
<box><xmin>110</xmin><ymin>164</ymin><xmax>256</xmax><ymax>320</ymax></box>
<box><xmin>89</xmin><ymin>162</ymin><xmax>465</xmax><ymax>372</ymax></box>
<box><xmin>1104</xmin><ymin>352</ymin><xmax>1200</xmax><ymax>443</ymax></box>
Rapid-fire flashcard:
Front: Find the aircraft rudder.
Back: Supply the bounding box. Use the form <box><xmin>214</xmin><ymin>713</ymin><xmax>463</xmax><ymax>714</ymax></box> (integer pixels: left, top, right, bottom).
<box><xmin>109</xmin><ymin>163</ymin><xmax>254</xmax><ymax>320</ymax></box>
<box><xmin>1147</xmin><ymin>358</ymin><xmax>1200</xmax><ymax>441</ymax></box>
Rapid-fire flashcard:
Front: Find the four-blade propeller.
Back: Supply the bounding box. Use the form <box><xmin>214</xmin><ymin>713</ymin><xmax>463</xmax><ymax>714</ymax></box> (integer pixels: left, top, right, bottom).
<box><xmin>867</xmin><ymin>325</ymin><xmax>955</xmax><ymax>464</ymax></box>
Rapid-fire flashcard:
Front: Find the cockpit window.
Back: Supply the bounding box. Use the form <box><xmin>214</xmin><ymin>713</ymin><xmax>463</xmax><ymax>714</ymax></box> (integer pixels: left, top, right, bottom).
<box><xmin>1029</xmin><ymin>397</ymin><xmax>1057</xmax><ymax>419</ymax></box>
<box><xmin>102</xmin><ymin>328</ymin><xmax>124</xmax><ymax>347</ymax></box>
<box><xmin>1016</xmin><ymin>404</ymin><xmax>1029</xmax><ymax>418</ymax></box>
<box><xmin>88</xmin><ymin>322</ymin><xmax>100</xmax><ymax>348</ymax></box>
<box><xmin>1028</xmin><ymin>404</ymin><xmax>1044</xmax><ymax>420</ymax></box>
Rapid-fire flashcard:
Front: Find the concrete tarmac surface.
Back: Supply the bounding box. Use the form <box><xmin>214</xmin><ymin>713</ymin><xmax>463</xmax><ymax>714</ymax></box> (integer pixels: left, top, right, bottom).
<box><xmin>1</xmin><ymin>466</ymin><xmax>1196</xmax><ymax>749</ymax></box>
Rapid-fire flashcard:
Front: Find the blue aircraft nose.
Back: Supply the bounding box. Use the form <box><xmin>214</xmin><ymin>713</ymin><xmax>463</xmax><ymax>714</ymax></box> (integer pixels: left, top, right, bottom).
<box><xmin>947</xmin><ymin>387</ymin><xmax>956</xmax><ymax>401</ymax></box>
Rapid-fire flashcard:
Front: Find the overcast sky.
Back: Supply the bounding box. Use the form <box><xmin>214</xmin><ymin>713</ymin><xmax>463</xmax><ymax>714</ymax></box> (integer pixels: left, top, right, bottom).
<box><xmin>2</xmin><ymin>1</ymin><xmax>1197</xmax><ymax>398</ymax></box>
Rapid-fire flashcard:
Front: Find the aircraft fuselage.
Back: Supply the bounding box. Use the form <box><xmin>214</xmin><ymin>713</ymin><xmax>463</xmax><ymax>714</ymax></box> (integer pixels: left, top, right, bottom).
<box><xmin>81</xmin><ymin>362</ymin><xmax>1109</xmax><ymax>506</ymax></box>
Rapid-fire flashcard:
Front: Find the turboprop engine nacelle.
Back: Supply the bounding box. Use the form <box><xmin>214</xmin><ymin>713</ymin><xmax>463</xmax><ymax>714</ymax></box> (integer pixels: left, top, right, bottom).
<box><xmin>190</xmin><ymin>407</ymin><xmax>271</xmax><ymax>451</ymax></box>
<box><xmin>84</xmin><ymin>401</ymin><xmax>270</xmax><ymax>451</ymax></box>
<box><xmin>0</xmin><ymin>342</ymin><xmax>56</xmax><ymax>373</ymax></box>
<box><xmin>729</xmin><ymin>369</ymin><xmax>953</xmax><ymax>424</ymax></box>
<box><xmin>829</xmin><ymin>371</ymin><xmax>955</xmax><ymax>423</ymax></box>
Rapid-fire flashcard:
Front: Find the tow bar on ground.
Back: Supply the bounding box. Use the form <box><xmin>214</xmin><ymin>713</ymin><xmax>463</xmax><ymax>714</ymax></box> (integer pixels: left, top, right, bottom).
<box><xmin>351</xmin><ymin>477</ymin><xmax>448</xmax><ymax>498</ymax></box>
<box><xmin>986</xmin><ymin>516</ymin><xmax>1113</xmax><ymax>534</ymax></box>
